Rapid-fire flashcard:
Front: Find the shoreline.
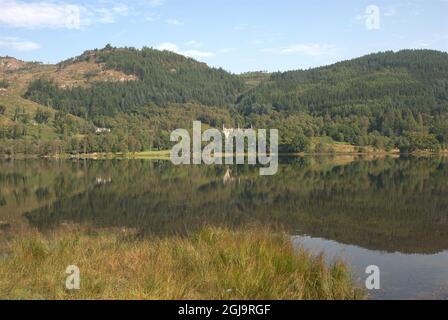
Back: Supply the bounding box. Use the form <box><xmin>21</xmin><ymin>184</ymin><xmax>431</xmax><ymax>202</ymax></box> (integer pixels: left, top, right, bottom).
<box><xmin>2</xmin><ymin>149</ymin><xmax>448</xmax><ymax>160</ymax></box>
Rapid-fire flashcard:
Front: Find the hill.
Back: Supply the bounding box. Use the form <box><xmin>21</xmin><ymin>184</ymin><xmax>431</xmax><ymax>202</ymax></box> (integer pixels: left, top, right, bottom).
<box><xmin>1</xmin><ymin>47</ymin><xmax>448</xmax><ymax>156</ymax></box>
<box><xmin>24</xmin><ymin>46</ymin><xmax>244</xmax><ymax>118</ymax></box>
<box><xmin>0</xmin><ymin>46</ymin><xmax>243</xmax><ymax>155</ymax></box>
<box><xmin>236</xmin><ymin>50</ymin><xmax>448</xmax><ymax>152</ymax></box>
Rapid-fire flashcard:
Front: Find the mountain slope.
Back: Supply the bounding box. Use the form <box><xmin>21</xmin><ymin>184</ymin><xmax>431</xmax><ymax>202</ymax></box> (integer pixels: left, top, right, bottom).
<box><xmin>238</xmin><ymin>50</ymin><xmax>448</xmax><ymax>115</ymax></box>
<box><xmin>0</xmin><ymin>57</ymin><xmax>95</xmax><ymax>155</ymax></box>
<box><xmin>24</xmin><ymin>46</ymin><xmax>245</xmax><ymax>119</ymax></box>
<box><xmin>1</xmin><ymin>48</ymin><xmax>448</xmax><ymax>155</ymax></box>
<box><xmin>1</xmin><ymin>47</ymin><xmax>243</xmax><ymax>155</ymax></box>
<box><xmin>236</xmin><ymin>50</ymin><xmax>448</xmax><ymax>151</ymax></box>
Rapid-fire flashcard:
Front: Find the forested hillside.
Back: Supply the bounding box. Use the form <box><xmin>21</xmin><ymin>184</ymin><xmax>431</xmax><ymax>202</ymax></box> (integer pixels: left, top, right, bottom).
<box><xmin>1</xmin><ymin>46</ymin><xmax>243</xmax><ymax>155</ymax></box>
<box><xmin>237</xmin><ymin>50</ymin><xmax>448</xmax><ymax>152</ymax></box>
<box><xmin>1</xmin><ymin>47</ymin><xmax>448</xmax><ymax>156</ymax></box>
<box><xmin>25</xmin><ymin>46</ymin><xmax>244</xmax><ymax>118</ymax></box>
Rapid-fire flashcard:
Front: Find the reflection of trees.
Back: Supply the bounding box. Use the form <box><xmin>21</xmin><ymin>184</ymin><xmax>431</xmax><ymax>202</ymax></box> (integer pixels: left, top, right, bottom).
<box><xmin>17</xmin><ymin>157</ymin><xmax>448</xmax><ymax>254</ymax></box>
<box><xmin>0</xmin><ymin>160</ymin><xmax>90</xmax><ymax>220</ymax></box>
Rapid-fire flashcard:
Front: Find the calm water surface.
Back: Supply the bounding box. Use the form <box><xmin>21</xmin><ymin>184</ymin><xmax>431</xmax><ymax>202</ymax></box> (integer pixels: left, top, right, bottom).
<box><xmin>1</xmin><ymin>156</ymin><xmax>448</xmax><ymax>299</ymax></box>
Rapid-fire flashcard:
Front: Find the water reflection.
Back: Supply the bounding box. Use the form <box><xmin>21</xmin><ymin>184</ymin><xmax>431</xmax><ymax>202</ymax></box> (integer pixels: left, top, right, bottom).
<box><xmin>2</xmin><ymin>156</ymin><xmax>448</xmax><ymax>299</ymax></box>
<box><xmin>1</xmin><ymin>157</ymin><xmax>448</xmax><ymax>255</ymax></box>
<box><xmin>294</xmin><ymin>236</ymin><xmax>448</xmax><ymax>300</ymax></box>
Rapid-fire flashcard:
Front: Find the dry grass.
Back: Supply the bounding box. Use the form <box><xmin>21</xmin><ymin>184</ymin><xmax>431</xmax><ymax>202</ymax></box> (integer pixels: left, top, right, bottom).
<box><xmin>0</xmin><ymin>227</ymin><xmax>364</xmax><ymax>300</ymax></box>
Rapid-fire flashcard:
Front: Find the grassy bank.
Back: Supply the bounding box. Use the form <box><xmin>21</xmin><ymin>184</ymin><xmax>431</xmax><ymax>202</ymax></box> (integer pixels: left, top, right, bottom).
<box><xmin>0</xmin><ymin>227</ymin><xmax>363</xmax><ymax>300</ymax></box>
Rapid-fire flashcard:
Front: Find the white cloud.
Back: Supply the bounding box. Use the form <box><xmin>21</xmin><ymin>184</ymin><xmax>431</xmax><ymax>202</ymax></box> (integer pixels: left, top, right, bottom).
<box><xmin>0</xmin><ymin>0</ymin><xmax>129</xmax><ymax>29</ymax></box>
<box><xmin>92</xmin><ymin>4</ymin><xmax>129</xmax><ymax>24</ymax></box>
<box><xmin>413</xmin><ymin>34</ymin><xmax>448</xmax><ymax>50</ymax></box>
<box><xmin>262</xmin><ymin>43</ymin><xmax>338</xmax><ymax>57</ymax></box>
<box><xmin>248</xmin><ymin>39</ymin><xmax>264</xmax><ymax>46</ymax></box>
<box><xmin>233</xmin><ymin>23</ymin><xmax>255</xmax><ymax>31</ymax></box>
<box><xmin>145</xmin><ymin>13</ymin><xmax>160</xmax><ymax>22</ymax></box>
<box><xmin>183</xmin><ymin>50</ymin><xmax>214</xmax><ymax>58</ymax></box>
<box><xmin>219</xmin><ymin>48</ymin><xmax>237</xmax><ymax>53</ymax></box>
<box><xmin>147</xmin><ymin>0</ymin><xmax>164</xmax><ymax>7</ymax></box>
<box><xmin>156</xmin><ymin>42</ymin><xmax>215</xmax><ymax>59</ymax></box>
<box><xmin>166</xmin><ymin>18</ymin><xmax>183</xmax><ymax>25</ymax></box>
<box><xmin>79</xmin><ymin>3</ymin><xmax>130</xmax><ymax>26</ymax></box>
<box><xmin>185</xmin><ymin>40</ymin><xmax>203</xmax><ymax>48</ymax></box>
<box><xmin>383</xmin><ymin>7</ymin><xmax>397</xmax><ymax>17</ymax></box>
<box><xmin>157</xmin><ymin>42</ymin><xmax>179</xmax><ymax>52</ymax></box>
<box><xmin>0</xmin><ymin>36</ymin><xmax>40</xmax><ymax>51</ymax></box>
<box><xmin>0</xmin><ymin>0</ymin><xmax>82</xmax><ymax>29</ymax></box>
<box><xmin>112</xmin><ymin>3</ymin><xmax>129</xmax><ymax>16</ymax></box>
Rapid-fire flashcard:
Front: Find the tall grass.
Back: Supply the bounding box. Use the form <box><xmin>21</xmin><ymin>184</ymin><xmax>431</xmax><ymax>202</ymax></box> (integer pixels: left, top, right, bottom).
<box><xmin>0</xmin><ymin>227</ymin><xmax>364</xmax><ymax>300</ymax></box>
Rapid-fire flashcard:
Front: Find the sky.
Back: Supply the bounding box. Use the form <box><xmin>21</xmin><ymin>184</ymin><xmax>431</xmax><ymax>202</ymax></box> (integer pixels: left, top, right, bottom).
<box><xmin>0</xmin><ymin>0</ymin><xmax>447</xmax><ymax>73</ymax></box>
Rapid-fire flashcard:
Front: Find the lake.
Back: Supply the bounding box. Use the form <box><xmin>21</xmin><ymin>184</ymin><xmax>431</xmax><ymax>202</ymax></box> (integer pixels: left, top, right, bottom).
<box><xmin>1</xmin><ymin>156</ymin><xmax>448</xmax><ymax>299</ymax></box>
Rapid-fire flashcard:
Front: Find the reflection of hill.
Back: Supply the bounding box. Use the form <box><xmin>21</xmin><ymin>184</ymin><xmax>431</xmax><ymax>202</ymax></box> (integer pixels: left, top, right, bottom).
<box><xmin>20</xmin><ymin>157</ymin><xmax>448</xmax><ymax>254</ymax></box>
<box><xmin>0</xmin><ymin>160</ymin><xmax>90</xmax><ymax>231</ymax></box>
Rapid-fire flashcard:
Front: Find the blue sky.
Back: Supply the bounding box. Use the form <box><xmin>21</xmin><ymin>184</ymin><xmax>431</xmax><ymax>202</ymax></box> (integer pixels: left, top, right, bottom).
<box><xmin>0</xmin><ymin>0</ymin><xmax>447</xmax><ymax>73</ymax></box>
